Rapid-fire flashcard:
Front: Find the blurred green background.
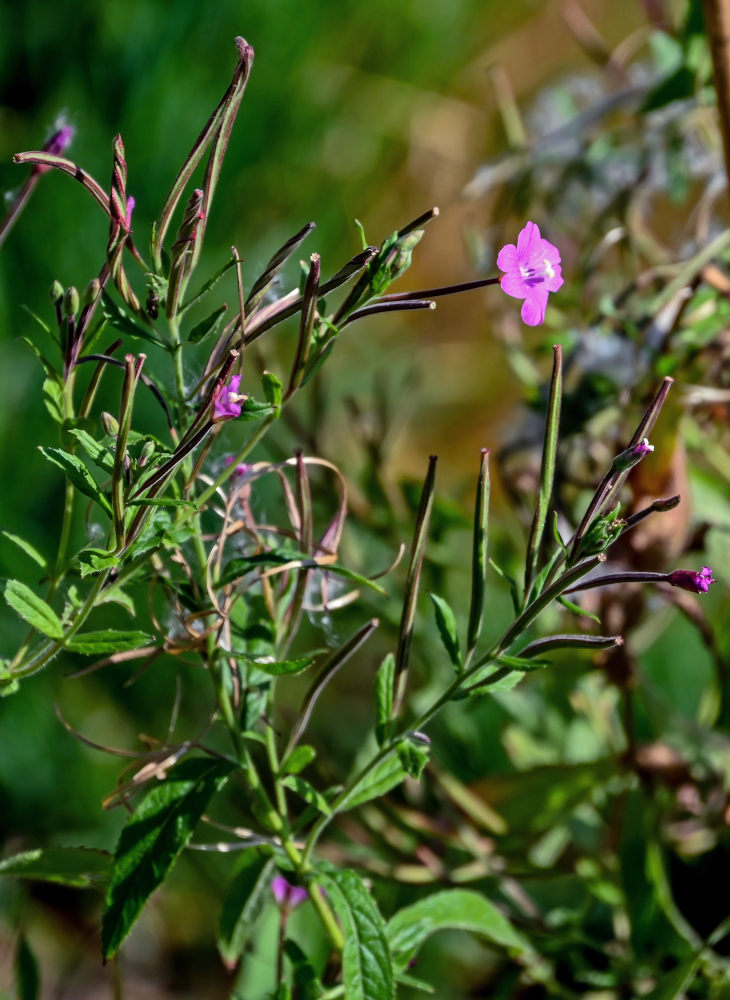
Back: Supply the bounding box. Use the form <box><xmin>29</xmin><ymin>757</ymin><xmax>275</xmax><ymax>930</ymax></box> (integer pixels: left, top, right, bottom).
<box><xmin>5</xmin><ymin>1</ymin><xmax>728</xmax><ymax>998</ymax></box>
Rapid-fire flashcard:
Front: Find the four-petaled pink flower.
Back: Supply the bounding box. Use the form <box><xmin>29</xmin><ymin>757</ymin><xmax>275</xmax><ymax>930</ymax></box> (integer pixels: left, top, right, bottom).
<box><xmin>497</xmin><ymin>221</ymin><xmax>563</xmax><ymax>326</ymax></box>
<box><xmin>271</xmin><ymin>875</ymin><xmax>308</xmax><ymax>910</ymax></box>
<box><xmin>213</xmin><ymin>374</ymin><xmax>246</xmax><ymax>421</ymax></box>
<box><xmin>667</xmin><ymin>566</ymin><xmax>715</xmax><ymax>594</ymax></box>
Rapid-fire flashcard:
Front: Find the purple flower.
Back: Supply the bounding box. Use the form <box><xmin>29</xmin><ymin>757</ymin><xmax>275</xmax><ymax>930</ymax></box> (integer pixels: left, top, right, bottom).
<box><xmin>224</xmin><ymin>456</ymin><xmax>253</xmax><ymax>478</ymax></box>
<box><xmin>633</xmin><ymin>437</ymin><xmax>654</xmax><ymax>457</ymax></box>
<box><xmin>497</xmin><ymin>222</ymin><xmax>563</xmax><ymax>326</ymax></box>
<box><xmin>36</xmin><ymin>121</ymin><xmax>75</xmax><ymax>174</ymax></box>
<box><xmin>667</xmin><ymin>566</ymin><xmax>715</xmax><ymax>594</ymax></box>
<box><xmin>271</xmin><ymin>875</ymin><xmax>308</xmax><ymax>910</ymax></box>
<box><xmin>213</xmin><ymin>374</ymin><xmax>246</xmax><ymax>421</ymax></box>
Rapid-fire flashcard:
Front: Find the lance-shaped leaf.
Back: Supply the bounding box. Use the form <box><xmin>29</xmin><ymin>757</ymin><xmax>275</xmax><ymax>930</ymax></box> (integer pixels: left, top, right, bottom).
<box><xmin>428</xmin><ymin>593</ymin><xmax>462</xmax><ymax>673</ymax></box>
<box><xmin>65</xmin><ymin>630</ymin><xmax>153</xmax><ymax>655</ymax></box>
<box><xmin>317</xmin><ymin>866</ymin><xmax>395</xmax><ymax>1000</ymax></box>
<box><xmin>386</xmin><ymin>889</ymin><xmax>530</xmax><ymax>971</ymax></box>
<box><xmin>0</xmin><ymin>846</ymin><xmax>112</xmax><ymax>891</ymax></box>
<box><xmin>467</xmin><ymin>448</ymin><xmax>490</xmax><ymax>652</ymax></box>
<box><xmin>4</xmin><ymin>581</ymin><xmax>63</xmax><ymax>640</ymax></box>
<box><xmin>102</xmin><ymin>757</ymin><xmax>235</xmax><ymax>958</ymax></box>
<box><xmin>1</xmin><ymin>531</ymin><xmax>47</xmax><ymax>570</ymax></box>
<box><xmin>374</xmin><ymin>653</ymin><xmax>395</xmax><ymax>747</ymax></box>
<box><xmin>38</xmin><ymin>447</ymin><xmax>112</xmax><ymax>515</ymax></box>
<box><xmin>218</xmin><ymin>850</ymin><xmax>275</xmax><ymax>969</ymax></box>
<box><xmin>523</xmin><ymin>344</ymin><xmax>562</xmax><ymax>603</ymax></box>
<box><xmin>393</xmin><ymin>455</ymin><xmax>437</xmax><ymax>715</ymax></box>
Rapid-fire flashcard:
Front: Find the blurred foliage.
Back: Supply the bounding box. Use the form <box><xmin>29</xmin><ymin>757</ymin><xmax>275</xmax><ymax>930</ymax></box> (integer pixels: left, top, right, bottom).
<box><xmin>2</xmin><ymin>0</ymin><xmax>730</xmax><ymax>998</ymax></box>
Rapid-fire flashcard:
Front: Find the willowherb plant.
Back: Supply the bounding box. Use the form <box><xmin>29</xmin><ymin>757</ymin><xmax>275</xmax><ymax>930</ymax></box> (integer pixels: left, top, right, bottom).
<box><xmin>0</xmin><ymin>33</ymin><xmax>717</xmax><ymax>1000</ymax></box>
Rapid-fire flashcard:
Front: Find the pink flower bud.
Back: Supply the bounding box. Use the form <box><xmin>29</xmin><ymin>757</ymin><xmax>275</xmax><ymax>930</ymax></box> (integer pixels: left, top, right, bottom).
<box><xmin>666</xmin><ymin>566</ymin><xmax>715</xmax><ymax>594</ymax></box>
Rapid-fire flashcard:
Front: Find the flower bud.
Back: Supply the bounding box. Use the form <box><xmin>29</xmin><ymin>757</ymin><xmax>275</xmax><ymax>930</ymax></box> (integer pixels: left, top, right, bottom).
<box><xmin>63</xmin><ymin>286</ymin><xmax>79</xmax><ymax>318</ymax></box>
<box><xmin>101</xmin><ymin>411</ymin><xmax>119</xmax><ymax>437</ymax></box>
<box><xmin>666</xmin><ymin>566</ymin><xmax>715</xmax><ymax>594</ymax></box>
<box><xmin>49</xmin><ymin>280</ymin><xmax>64</xmax><ymax>306</ymax></box>
<box><xmin>82</xmin><ymin>277</ymin><xmax>101</xmax><ymax>307</ymax></box>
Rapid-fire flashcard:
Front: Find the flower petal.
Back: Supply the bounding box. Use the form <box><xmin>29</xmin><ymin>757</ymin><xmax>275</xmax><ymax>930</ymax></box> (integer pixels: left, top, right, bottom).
<box><xmin>500</xmin><ymin>271</ymin><xmax>528</xmax><ymax>299</ymax></box>
<box><xmin>521</xmin><ymin>288</ymin><xmax>549</xmax><ymax>326</ymax></box>
<box><xmin>496</xmin><ymin>243</ymin><xmax>518</xmax><ymax>272</ymax></box>
<box><xmin>517</xmin><ymin>221</ymin><xmax>540</xmax><ymax>257</ymax></box>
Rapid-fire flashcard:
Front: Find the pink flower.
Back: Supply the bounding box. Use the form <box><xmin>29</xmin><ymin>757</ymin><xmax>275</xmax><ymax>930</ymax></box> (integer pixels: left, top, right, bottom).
<box><xmin>213</xmin><ymin>374</ymin><xmax>246</xmax><ymax>421</ymax></box>
<box><xmin>271</xmin><ymin>875</ymin><xmax>308</xmax><ymax>910</ymax></box>
<box><xmin>224</xmin><ymin>456</ymin><xmax>253</xmax><ymax>478</ymax></box>
<box><xmin>497</xmin><ymin>222</ymin><xmax>563</xmax><ymax>326</ymax></box>
<box><xmin>667</xmin><ymin>566</ymin><xmax>715</xmax><ymax>594</ymax></box>
<box><xmin>633</xmin><ymin>437</ymin><xmax>654</xmax><ymax>456</ymax></box>
<box><xmin>35</xmin><ymin>121</ymin><xmax>75</xmax><ymax>174</ymax></box>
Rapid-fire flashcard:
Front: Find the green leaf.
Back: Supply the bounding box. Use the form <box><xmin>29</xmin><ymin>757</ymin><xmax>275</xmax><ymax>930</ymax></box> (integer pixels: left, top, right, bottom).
<box><xmin>558</xmin><ymin>595</ymin><xmax>601</xmax><ymax>624</ymax></box>
<box><xmin>284</xmin><ymin>939</ymin><xmax>324</xmax><ymax>999</ymax></box>
<box><xmin>77</xmin><ymin>549</ymin><xmax>120</xmax><ymax>578</ymax></box>
<box><xmin>65</xmin><ymin>630</ymin><xmax>153</xmax><ymax>655</ymax></box>
<box><xmin>337</xmin><ymin>752</ymin><xmax>407</xmax><ymax>811</ymax></box>
<box><xmin>42</xmin><ymin>377</ymin><xmax>64</xmax><ymax>424</ymax></box>
<box><xmin>234</xmin><ymin>654</ymin><xmax>315</xmax><ymax>677</ymax></box>
<box><xmin>14</xmin><ymin>935</ymin><xmax>39</xmax><ymax>1000</ymax></box>
<box><xmin>428</xmin><ymin>593</ymin><xmax>462</xmax><ymax>673</ymax></box>
<box><xmin>395</xmin><ymin>735</ymin><xmax>430</xmax><ymax>780</ymax></box>
<box><xmin>281</xmin><ymin>775</ymin><xmax>332</xmax><ymax>815</ymax></box>
<box><xmin>1</xmin><ymin>532</ymin><xmax>47</xmax><ymax>570</ymax></box>
<box><xmin>68</xmin><ymin>428</ymin><xmax>116</xmax><ymax>472</ymax></box>
<box><xmin>187</xmin><ymin>304</ymin><xmax>228</xmax><ymax>344</ymax></box>
<box><xmin>239</xmin><ymin>397</ymin><xmax>276</xmax><ymax>422</ymax></box>
<box><xmin>318</xmin><ymin>866</ymin><xmax>394</xmax><ymax>1000</ymax></box>
<box><xmin>102</xmin><ymin>292</ymin><xmax>168</xmax><ymax>348</ymax></box>
<box><xmin>218</xmin><ymin>850</ymin><xmax>275</xmax><ymax>970</ymax></box>
<box><xmin>374</xmin><ymin>653</ymin><xmax>394</xmax><ymax>747</ymax></box>
<box><xmin>386</xmin><ymin>889</ymin><xmax>530</xmax><ymax>971</ymax></box>
<box><xmin>262</xmin><ymin>370</ymin><xmax>283</xmax><ymax>410</ymax></box>
<box><xmin>4</xmin><ymin>580</ymin><xmax>63</xmax><ymax>640</ymax></box>
<box><xmin>0</xmin><ymin>847</ymin><xmax>112</xmax><ymax>890</ymax></box>
<box><xmin>280</xmin><ymin>745</ymin><xmax>316</xmax><ymax>775</ymax></box>
<box><xmin>217</xmin><ymin>550</ymin><xmax>387</xmax><ymax>595</ymax></box>
<box><xmin>38</xmin><ymin>447</ymin><xmax>112</xmax><ymax>515</ymax></box>
<box><xmin>102</xmin><ymin>757</ymin><xmax>235</xmax><ymax>958</ymax></box>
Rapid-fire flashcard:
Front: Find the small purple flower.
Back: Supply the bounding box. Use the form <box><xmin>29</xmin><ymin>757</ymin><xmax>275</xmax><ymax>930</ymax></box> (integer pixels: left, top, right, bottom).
<box><xmin>271</xmin><ymin>875</ymin><xmax>308</xmax><ymax>910</ymax></box>
<box><xmin>36</xmin><ymin>121</ymin><xmax>75</xmax><ymax>174</ymax></box>
<box><xmin>125</xmin><ymin>195</ymin><xmax>135</xmax><ymax>229</ymax></box>
<box><xmin>224</xmin><ymin>456</ymin><xmax>253</xmax><ymax>478</ymax></box>
<box><xmin>633</xmin><ymin>437</ymin><xmax>654</xmax><ymax>457</ymax></box>
<box><xmin>497</xmin><ymin>221</ymin><xmax>563</xmax><ymax>326</ymax></box>
<box><xmin>213</xmin><ymin>374</ymin><xmax>246</xmax><ymax>421</ymax></box>
<box><xmin>667</xmin><ymin>566</ymin><xmax>715</xmax><ymax>594</ymax></box>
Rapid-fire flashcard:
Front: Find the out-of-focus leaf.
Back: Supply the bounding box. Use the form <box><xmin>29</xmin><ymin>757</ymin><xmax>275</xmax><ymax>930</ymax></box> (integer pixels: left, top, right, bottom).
<box><xmin>218</xmin><ymin>850</ymin><xmax>274</xmax><ymax>970</ymax></box>
<box><xmin>280</xmin><ymin>745</ymin><xmax>316</xmax><ymax>775</ymax></box>
<box><xmin>102</xmin><ymin>757</ymin><xmax>235</xmax><ymax>958</ymax></box>
<box><xmin>386</xmin><ymin>889</ymin><xmax>530</xmax><ymax>970</ymax></box>
<box><xmin>14</xmin><ymin>935</ymin><xmax>39</xmax><ymax>1000</ymax></box>
<box><xmin>428</xmin><ymin>593</ymin><xmax>462</xmax><ymax>673</ymax></box>
<box><xmin>1</xmin><ymin>532</ymin><xmax>47</xmax><ymax>570</ymax></box>
<box><xmin>374</xmin><ymin>653</ymin><xmax>395</xmax><ymax>747</ymax></box>
<box><xmin>0</xmin><ymin>847</ymin><xmax>112</xmax><ymax>890</ymax></box>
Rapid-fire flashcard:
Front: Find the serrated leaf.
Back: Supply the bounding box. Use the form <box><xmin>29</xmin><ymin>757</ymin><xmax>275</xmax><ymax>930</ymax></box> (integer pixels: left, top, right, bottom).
<box><xmin>234</xmin><ymin>654</ymin><xmax>314</xmax><ymax>677</ymax></box>
<box><xmin>4</xmin><ymin>580</ymin><xmax>63</xmax><ymax>640</ymax></box>
<box><xmin>0</xmin><ymin>847</ymin><xmax>112</xmax><ymax>890</ymax></box>
<box><xmin>38</xmin><ymin>447</ymin><xmax>112</xmax><ymax>515</ymax></box>
<box><xmin>65</xmin><ymin>630</ymin><xmax>152</xmax><ymax>655</ymax></box>
<box><xmin>102</xmin><ymin>757</ymin><xmax>235</xmax><ymax>958</ymax></box>
<box><xmin>280</xmin><ymin>745</ymin><xmax>316</xmax><ymax>775</ymax></box>
<box><xmin>218</xmin><ymin>850</ymin><xmax>275</xmax><ymax>969</ymax></box>
<box><xmin>187</xmin><ymin>304</ymin><xmax>228</xmax><ymax>344</ymax></box>
<box><xmin>386</xmin><ymin>889</ymin><xmax>530</xmax><ymax>970</ymax></box>
<box><xmin>428</xmin><ymin>593</ymin><xmax>462</xmax><ymax>673</ymax></box>
<box><xmin>337</xmin><ymin>752</ymin><xmax>407</xmax><ymax>811</ymax></box>
<box><xmin>1</xmin><ymin>532</ymin><xmax>47</xmax><ymax>570</ymax></box>
<box><xmin>77</xmin><ymin>549</ymin><xmax>120</xmax><ymax>577</ymax></box>
<box><xmin>318</xmin><ymin>866</ymin><xmax>394</xmax><ymax>1000</ymax></box>
<box><xmin>281</xmin><ymin>775</ymin><xmax>331</xmax><ymax>815</ymax></box>
<box><xmin>374</xmin><ymin>653</ymin><xmax>394</xmax><ymax>747</ymax></box>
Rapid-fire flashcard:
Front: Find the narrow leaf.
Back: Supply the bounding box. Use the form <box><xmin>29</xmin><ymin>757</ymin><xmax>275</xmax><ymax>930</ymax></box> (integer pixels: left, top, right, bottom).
<box><xmin>374</xmin><ymin>653</ymin><xmax>395</xmax><ymax>747</ymax></box>
<box><xmin>1</xmin><ymin>532</ymin><xmax>47</xmax><ymax>570</ymax></box>
<box><xmin>280</xmin><ymin>745</ymin><xmax>316</xmax><ymax>775</ymax></box>
<box><xmin>428</xmin><ymin>593</ymin><xmax>462</xmax><ymax>673</ymax></box>
<box><xmin>234</xmin><ymin>654</ymin><xmax>314</xmax><ymax>677</ymax></box>
<box><xmin>218</xmin><ymin>850</ymin><xmax>274</xmax><ymax>969</ymax></box>
<box><xmin>0</xmin><ymin>847</ymin><xmax>112</xmax><ymax>890</ymax></box>
<box><xmin>38</xmin><ymin>447</ymin><xmax>112</xmax><ymax>515</ymax></box>
<box><xmin>281</xmin><ymin>775</ymin><xmax>331</xmax><ymax>815</ymax></box>
<box><xmin>4</xmin><ymin>581</ymin><xmax>63</xmax><ymax>640</ymax></box>
<box><xmin>188</xmin><ymin>304</ymin><xmax>228</xmax><ymax>344</ymax></box>
<box><xmin>102</xmin><ymin>757</ymin><xmax>235</xmax><ymax>958</ymax></box>
<box><xmin>15</xmin><ymin>935</ymin><xmax>39</xmax><ymax>1000</ymax></box>
<box><xmin>467</xmin><ymin>448</ymin><xmax>490</xmax><ymax>651</ymax></box>
<box><xmin>318</xmin><ymin>866</ymin><xmax>395</xmax><ymax>1000</ymax></box>
<box><xmin>337</xmin><ymin>752</ymin><xmax>407</xmax><ymax>812</ymax></box>
<box><xmin>65</xmin><ymin>630</ymin><xmax>153</xmax><ymax>655</ymax></box>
